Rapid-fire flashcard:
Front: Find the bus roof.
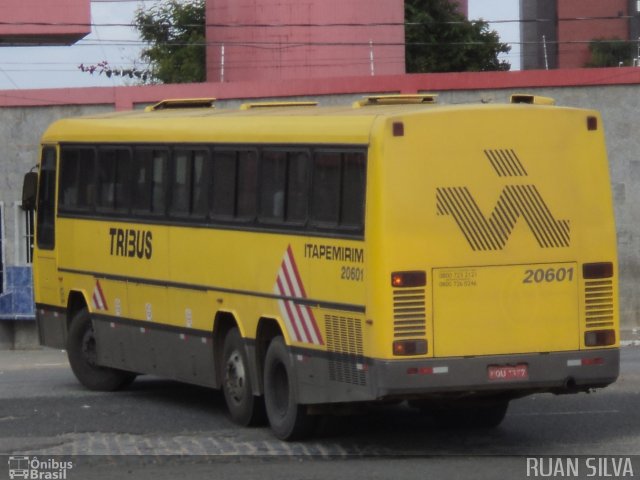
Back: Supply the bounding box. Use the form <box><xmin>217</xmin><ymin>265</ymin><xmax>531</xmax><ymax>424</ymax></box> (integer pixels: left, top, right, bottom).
<box><xmin>40</xmin><ymin>96</ymin><xmax>585</xmax><ymax>146</ymax></box>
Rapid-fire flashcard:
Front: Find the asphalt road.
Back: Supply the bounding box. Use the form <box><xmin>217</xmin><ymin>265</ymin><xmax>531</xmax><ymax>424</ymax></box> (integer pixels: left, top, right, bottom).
<box><xmin>1</xmin><ymin>347</ymin><xmax>639</xmax><ymax>479</ymax></box>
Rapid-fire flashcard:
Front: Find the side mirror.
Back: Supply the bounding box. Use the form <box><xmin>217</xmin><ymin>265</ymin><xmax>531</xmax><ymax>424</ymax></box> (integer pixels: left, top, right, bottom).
<box><xmin>21</xmin><ymin>171</ymin><xmax>38</xmax><ymax>211</ymax></box>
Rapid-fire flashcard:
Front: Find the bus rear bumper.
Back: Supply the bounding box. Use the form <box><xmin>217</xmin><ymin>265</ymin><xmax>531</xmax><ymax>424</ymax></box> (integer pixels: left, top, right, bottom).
<box><xmin>371</xmin><ymin>348</ymin><xmax>620</xmax><ymax>400</ymax></box>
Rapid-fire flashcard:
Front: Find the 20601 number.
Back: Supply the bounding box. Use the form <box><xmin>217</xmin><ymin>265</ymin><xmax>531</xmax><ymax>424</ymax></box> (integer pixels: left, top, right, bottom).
<box><xmin>523</xmin><ymin>267</ymin><xmax>574</xmax><ymax>284</ymax></box>
<box><xmin>341</xmin><ymin>266</ymin><xmax>364</xmax><ymax>282</ymax></box>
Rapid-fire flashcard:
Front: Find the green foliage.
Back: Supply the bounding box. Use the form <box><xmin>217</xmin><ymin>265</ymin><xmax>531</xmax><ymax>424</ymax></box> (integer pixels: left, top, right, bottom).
<box><xmin>134</xmin><ymin>0</ymin><xmax>206</xmax><ymax>83</ymax></box>
<box><xmin>405</xmin><ymin>0</ymin><xmax>510</xmax><ymax>73</ymax></box>
<box><xmin>586</xmin><ymin>38</ymin><xmax>635</xmax><ymax>68</ymax></box>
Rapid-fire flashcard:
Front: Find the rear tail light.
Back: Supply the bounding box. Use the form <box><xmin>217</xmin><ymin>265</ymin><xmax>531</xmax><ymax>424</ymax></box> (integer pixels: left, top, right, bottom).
<box><xmin>584</xmin><ymin>329</ymin><xmax>616</xmax><ymax>347</ymax></box>
<box><xmin>581</xmin><ymin>357</ymin><xmax>605</xmax><ymax>366</ymax></box>
<box><xmin>582</xmin><ymin>262</ymin><xmax>613</xmax><ymax>279</ymax></box>
<box><xmin>393</xmin><ymin>339</ymin><xmax>427</xmax><ymax>356</ymax></box>
<box><xmin>391</xmin><ymin>271</ymin><xmax>426</xmax><ymax>288</ymax></box>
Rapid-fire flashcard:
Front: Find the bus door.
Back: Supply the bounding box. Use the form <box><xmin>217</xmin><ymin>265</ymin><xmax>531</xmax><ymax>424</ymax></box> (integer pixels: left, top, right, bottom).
<box><xmin>34</xmin><ymin>146</ymin><xmax>60</xmax><ymax>306</ymax></box>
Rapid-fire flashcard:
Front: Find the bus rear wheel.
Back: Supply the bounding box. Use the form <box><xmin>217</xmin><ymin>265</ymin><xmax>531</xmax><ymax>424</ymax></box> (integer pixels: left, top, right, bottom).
<box><xmin>221</xmin><ymin>327</ymin><xmax>264</xmax><ymax>426</ymax></box>
<box><xmin>263</xmin><ymin>336</ymin><xmax>316</xmax><ymax>440</ymax></box>
<box><xmin>67</xmin><ymin>309</ymin><xmax>136</xmax><ymax>391</ymax></box>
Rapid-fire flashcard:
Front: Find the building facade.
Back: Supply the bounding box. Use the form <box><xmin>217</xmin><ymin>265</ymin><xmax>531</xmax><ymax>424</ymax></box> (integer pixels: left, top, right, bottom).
<box><xmin>0</xmin><ymin>0</ymin><xmax>90</xmax><ymax>45</ymax></box>
<box><xmin>521</xmin><ymin>0</ymin><xmax>640</xmax><ymax>69</ymax></box>
<box><xmin>206</xmin><ymin>0</ymin><xmax>406</xmax><ymax>82</ymax></box>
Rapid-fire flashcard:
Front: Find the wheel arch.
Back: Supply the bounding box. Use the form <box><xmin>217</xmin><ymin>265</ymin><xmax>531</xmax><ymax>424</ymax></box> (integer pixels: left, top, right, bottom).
<box><xmin>212</xmin><ymin>310</ymin><xmax>240</xmax><ymax>389</ymax></box>
<box><xmin>255</xmin><ymin>316</ymin><xmax>285</xmax><ymax>395</ymax></box>
<box><xmin>66</xmin><ymin>289</ymin><xmax>90</xmax><ymax>330</ymax></box>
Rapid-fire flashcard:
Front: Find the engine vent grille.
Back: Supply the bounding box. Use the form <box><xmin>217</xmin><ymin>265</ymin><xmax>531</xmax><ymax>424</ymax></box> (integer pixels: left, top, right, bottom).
<box><xmin>325</xmin><ymin>315</ymin><xmax>366</xmax><ymax>386</ymax></box>
<box><xmin>393</xmin><ymin>288</ymin><xmax>427</xmax><ymax>338</ymax></box>
<box><xmin>584</xmin><ymin>279</ymin><xmax>615</xmax><ymax>328</ymax></box>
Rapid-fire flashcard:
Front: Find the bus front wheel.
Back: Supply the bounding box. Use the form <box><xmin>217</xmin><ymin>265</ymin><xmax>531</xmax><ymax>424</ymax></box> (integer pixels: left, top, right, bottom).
<box><xmin>67</xmin><ymin>309</ymin><xmax>136</xmax><ymax>391</ymax></box>
<box><xmin>263</xmin><ymin>336</ymin><xmax>316</xmax><ymax>440</ymax></box>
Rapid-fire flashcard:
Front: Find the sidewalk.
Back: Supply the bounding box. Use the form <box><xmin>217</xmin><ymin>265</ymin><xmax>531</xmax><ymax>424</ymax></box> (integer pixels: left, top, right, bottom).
<box><xmin>620</xmin><ymin>328</ymin><xmax>640</xmax><ymax>346</ymax></box>
<box><xmin>0</xmin><ymin>347</ymin><xmax>67</xmax><ymax>370</ymax></box>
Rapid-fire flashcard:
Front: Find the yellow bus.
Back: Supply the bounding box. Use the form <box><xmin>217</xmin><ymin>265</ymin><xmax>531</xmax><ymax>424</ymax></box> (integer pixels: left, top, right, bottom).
<box><xmin>27</xmin><ymin>94</ymin><xmax>619</xmax><ymax>440</ymax></box>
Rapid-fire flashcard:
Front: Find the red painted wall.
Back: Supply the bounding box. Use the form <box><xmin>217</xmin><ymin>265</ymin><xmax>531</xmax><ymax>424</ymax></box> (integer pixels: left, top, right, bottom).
<box><xmin>0</xmin><ymin>0</ymin><xmax>90</xmax><ymax>45</ymax></box>
<box><xmin>206</xmin><ymin>0</ymin><xmax>405</xmax><ymax>82</ymax></box>
<box><xmin>2</xmin><ymin>68</ymin><xmax>639</xmax><ymax>110</ymax></box>
<box><xmin>455</xmin><ymin>0</ymin><xmax>468</xmax><ymax>17</ymax></box>
<box><xmin>558</xmin><ymin>0</ymin><xmax>629</xmax><ymax>68</ymax></box>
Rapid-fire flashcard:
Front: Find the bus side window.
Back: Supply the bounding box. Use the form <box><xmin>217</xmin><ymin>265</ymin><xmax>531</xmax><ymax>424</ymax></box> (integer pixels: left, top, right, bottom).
<box><xmin>97</xmin><ymin>148</ymin><xmax>131</xmax><ymax>213</ymax></box>
<box><xmin>311</xmin><ymin>152</ymin><xmax>341</xmax><ymax>226</ymax></box>
<box><xmin>210</xmin><ymin>150</ymin><xmax>236</xmax><ymax>219</ymax></box>
<box><xmin>260</xmin><ymin>150</ymin><xmax>287</xmax><ymax>222</ymax></box>
<box><xmin>151</xmin><ymin>150</ymin><xmax>168</xmax><ymax>215</ymax></box>
<box><xmin>191</xmin><ymin>150</ymin><xmax>209</xmax><ymax>218</ymax></box>
<box><xmin>260</xmin><ymin>150</ymin><xmax>309</xmax><ymax>225</ymax></box>
<box><xmin>169</xmin><ymin>150</ymin><xmax>191</xmax><ymax>216</ymax></box>
<box><xmin>59</xmin><ymin>149</ymin><xmax>80</xmax><ymax>209</ymax></box>
<box><xmin>36</xmin><ymin>147</ymin><xmax>57</xmax><ymax>250</ymax></box>
<box><xmin>59</xmin><ymin>147</ymin><xmax>95</xmax><ymax>211</ymax></box>
<box><xmin>132</xmin><ymin>148</ymin><xmax>153</xmax><ymax>214</ymax></box>
<box><xmin>311</xmin><ymin>150</ymin><xmax>366</xmax><ymax>231</ymax></box>
<box><xmin>236</xmin><ymin>150</ymin><xmax>258</xmax><ymax>220</ymax></box>
<box><xmin>286</xmin><ymin>151</ymin><xmax>309</xmax><ymax>224</ymax></box>
<box><xmin>341</xmin><ymin>152</ymin><xmax>366</xmax><ymax>228</ymax></box>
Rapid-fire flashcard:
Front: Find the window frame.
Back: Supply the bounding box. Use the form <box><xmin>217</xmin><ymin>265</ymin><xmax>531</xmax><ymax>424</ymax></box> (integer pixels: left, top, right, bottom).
<box><xmin>54</xmin><ymin>142</ymin><xmax>367</xmax><ymax>239</ymax></box>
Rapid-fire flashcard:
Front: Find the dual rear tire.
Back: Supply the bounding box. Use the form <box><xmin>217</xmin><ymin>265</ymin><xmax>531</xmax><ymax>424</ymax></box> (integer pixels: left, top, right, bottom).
<box><xmin>263</xmin><ymin>336</ymin><xmax>316</xmax><ymax>440</ymax></box>
<box><xmin>221</xmin><ymin>330</ymin><xmax>315</xmax><ymax>440</ymax></box>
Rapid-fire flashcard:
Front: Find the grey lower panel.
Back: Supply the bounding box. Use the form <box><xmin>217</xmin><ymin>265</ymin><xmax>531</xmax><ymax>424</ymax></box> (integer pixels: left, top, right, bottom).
<box><xmin>36</xmin><ymin>307</ymin><xmax>67</xmax><ymax>349</ymax></box>
<box><xmin>370</xmin><ymin>349</ymin><xmax>620</xmax><ymax>399</ymax></box>
<box><xmin>292</xmin><ymin>350</ymin><xmax>374</xmax><ymax>404</ymax></box>
<box><xmin>92</xmin><ymin>318</ymin><xmax>217</xmax><ymax>388</ymax></box>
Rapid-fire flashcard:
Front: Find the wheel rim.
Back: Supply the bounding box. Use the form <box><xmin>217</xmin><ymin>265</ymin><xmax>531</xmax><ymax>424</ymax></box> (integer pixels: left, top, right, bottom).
<box><xmin>271</xmin><ymin>361</ymin><xmax>290</xmax><ymax>417</ymax></box>
<box><xmin>80</xmin><ymin>327</ymin><xmax>98</xmax><ymax>366</ymax></box>
<box><xmin>225</xmin><ymin>350</ymin><xmax>246</xmax><ymax>404</ymax></box>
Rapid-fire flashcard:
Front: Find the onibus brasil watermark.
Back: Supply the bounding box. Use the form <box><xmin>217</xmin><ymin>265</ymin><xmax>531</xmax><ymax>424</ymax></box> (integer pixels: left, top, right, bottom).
<box><xmin>8</xmin><ymin>456</ymin><xmax>73</xmax><ymax>480</ymax></box>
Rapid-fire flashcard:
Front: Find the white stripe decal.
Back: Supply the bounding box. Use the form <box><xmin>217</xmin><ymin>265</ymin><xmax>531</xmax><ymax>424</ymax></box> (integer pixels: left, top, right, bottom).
<box><xmin>274</xmin><ymin>245</ymin><xmax>324</xmax><ymax>345</ymax></box>
<box><xmin>92</xmin><ymin>279</ymin><xmax>108</xmax><ymax>311</ymax></box>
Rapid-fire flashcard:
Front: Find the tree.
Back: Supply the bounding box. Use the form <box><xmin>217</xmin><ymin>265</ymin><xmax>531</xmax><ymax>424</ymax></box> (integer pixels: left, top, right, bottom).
<box><xmin>405</xmin><ymin>0</ymin><xmax>510</xmax><ymax>73</ymax></box>
<box><xmin>79</xmin><ymin>0</ymin><xmax>206</xmax><ymax>84</ymax></box>
<box><xmin>135</xmin><ymin>0</ymin><xmax>206</xmax><ymax>83</ymax></box>
<box><xmin>586</xmin><ymin>38</ymin><xmax>635</xmax><ymax>68</ymax></box>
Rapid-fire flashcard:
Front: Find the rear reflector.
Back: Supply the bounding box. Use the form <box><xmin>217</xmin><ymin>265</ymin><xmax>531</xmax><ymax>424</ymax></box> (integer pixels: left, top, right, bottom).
<box><xmin>582</xmin><ymin>262</ymin><xmax>614</xmax><ymax>279</ymax></box>
<box><xmin>393</xmin><ymin>339</ymin><xmax>427</xmax><ymax>356</ymax></box>
<box><xmin>407</xmin><ymin>366</ymin><xmax>448</xmax><ymax>375</ymax></box>
<box><xmin>585</xmin><ymin>329</ymin><xmax>616</xmax><ymax>347</ymax></box>
<box><xmin>391</xmin><ymin>271</ymin><xmax>426</xmax><ymax>288</ymax></box>
<box><xmin>567</xmin><ymin>357</ymin><xmax>605</xmax><ymax>367</ymax></box>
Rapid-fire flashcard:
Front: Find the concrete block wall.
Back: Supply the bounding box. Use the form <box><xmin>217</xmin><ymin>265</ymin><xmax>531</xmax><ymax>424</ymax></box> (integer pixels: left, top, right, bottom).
<box><xmin>1</xmin><ymin>70</ymin><xmax>640</xmax><ymax>350</ymax></box>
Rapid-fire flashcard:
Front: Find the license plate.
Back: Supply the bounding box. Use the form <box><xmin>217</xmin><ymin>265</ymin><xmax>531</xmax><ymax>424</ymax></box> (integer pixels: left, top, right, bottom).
<box><xmin>487</xmin><ymin>364</ymin><xmax>529</xmax><ymax>381</ymax></box>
